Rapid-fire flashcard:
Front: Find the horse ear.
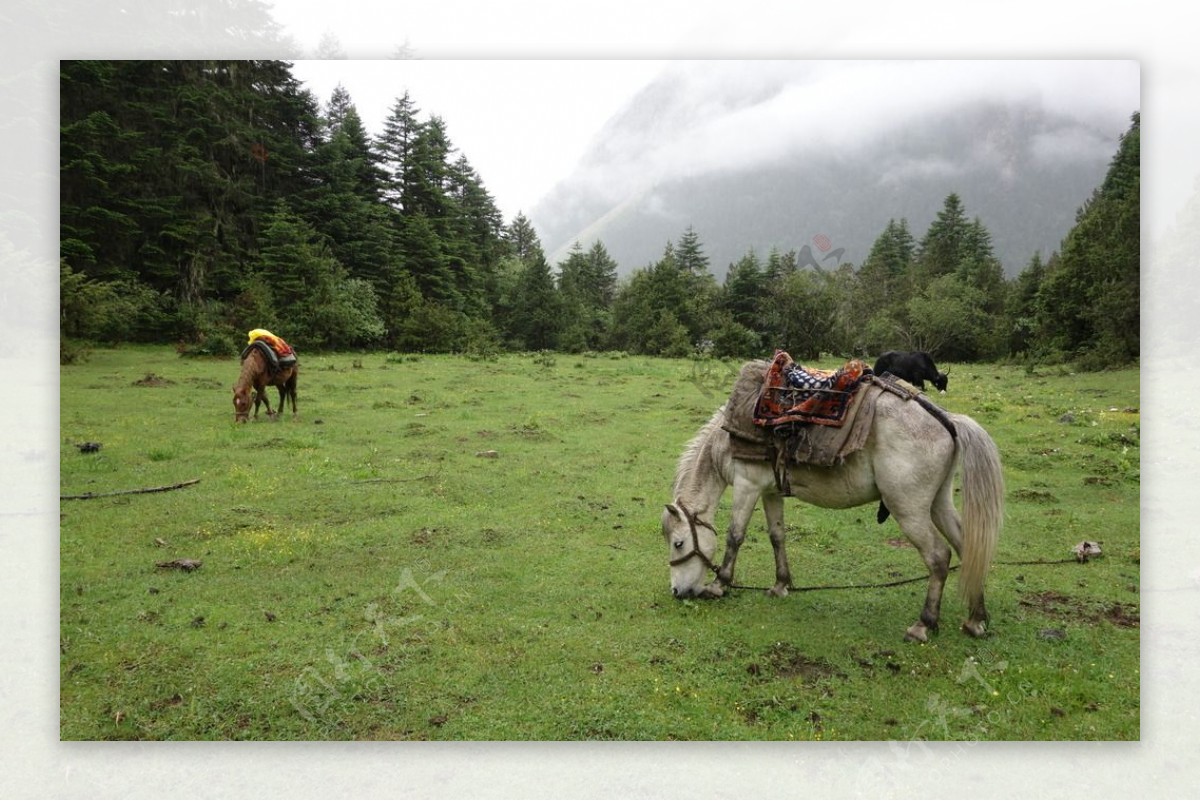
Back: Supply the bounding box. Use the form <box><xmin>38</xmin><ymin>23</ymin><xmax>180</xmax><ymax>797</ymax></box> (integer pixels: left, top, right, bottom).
<box><xmin>665</xmin><ymin>503</ymin><xmax>682</xmax><ymax>519</ymax></box>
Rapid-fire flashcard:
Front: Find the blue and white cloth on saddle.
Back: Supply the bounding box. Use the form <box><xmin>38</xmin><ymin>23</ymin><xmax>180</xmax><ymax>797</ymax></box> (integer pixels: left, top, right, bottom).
<box><xmin>784</xmin><ymin>363</ymin><xmax>838</xmax><ymax>390</ymax></box>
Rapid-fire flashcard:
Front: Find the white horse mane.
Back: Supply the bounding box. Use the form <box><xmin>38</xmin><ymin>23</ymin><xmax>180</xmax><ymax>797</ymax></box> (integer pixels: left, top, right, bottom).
<box><xmin>672</xmin><ymin>407</ymin><xmax>727</xmax><ymax>498</ymax></box>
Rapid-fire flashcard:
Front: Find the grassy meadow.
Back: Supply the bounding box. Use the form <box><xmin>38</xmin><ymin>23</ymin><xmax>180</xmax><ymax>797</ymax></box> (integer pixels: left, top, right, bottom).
<box><xmin>59</xmin><ymin>347</ymin><xmax>1139</xmax><ymax>740</ymax></box>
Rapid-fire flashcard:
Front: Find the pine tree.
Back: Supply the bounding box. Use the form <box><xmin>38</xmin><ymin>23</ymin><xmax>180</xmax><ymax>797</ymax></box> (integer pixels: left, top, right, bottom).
<box><xmin>608</xmin><ymin>267</ymin><xmax>691</xmax><ymax>357</ymax></box>
<box><xmin>860</xmin><ymin>218</ymin><xmax>916</xmax><ymax>305</ymax></box>
<box><xmin>403</xmin><ymin>116</ymin><xmax>455</xmax><ymax>225</ymax></box>
<box><xmin>253</xmin><ymin>200</ymin><xmax>326</xmax><ymax>310</ymax></box>
<box><xmin>957</xmin><ymin>218</ymin><xmax>1005</xmax><ymax>308</ymax></box>
<box><xmin>560</xmin><ymin>240</ymin><xmax>618</xmax><ymax>313</ymax></box>
<box><xmin>676</xmin><ymin>225</ymin><xmax>710</xmax><ymax>277</ymax></box>
<box><xmin>249</xmin><ymin>200</ymin><xmax>384</xmax><ymax>349</ymax></box>
<box><xmin>444</xmin><ymin>154</ymin><xmax>504</xmax><ymax>319</ymax></box>
<box><xmin>904</xmin><ymin>196</ymin><xmax>1008</xmax><ymax>359</ymax></box>
<box><xmin>558</xmin><ymin>242</ymin><xmax>590</xmax><ymax>305</ymax></box>
<box><xmin>659</xmin><ymin>231</ymin><xmax>719</xmax><ymax>344</ymax></box>
<box><xmin>377</xmin><ymin>91</ymin><xmax>422</xmax><ymax>209</ymax></box>
<box><xmin>558</xmin><ymin>240</ymin><xmax>619</xmax><ymax>351</ymax></box>
<box><xmin>1006</xmin><ymin>252</ymin><xmax>1047</xmax><ymax>356</ymax></box>
<box><xmin>585</xmin><ymin>240</ymin><xmax>619</xmax><ymax>309</ymax></box>
<box><xmin>306</xmin><ymin>96</ymin><xmax>394</xmax><ymax>285</ymax></box>
<box><xmin>506</xmin><ymin>213</ymin><xmax>543</xmax><ymax>264</ymax></box>
<box><xmin>916</xmin><ymin>193</ymin><xmax>970</xmax><ymax>281</ymax></box>
<box><xmin>337</xmin><ymin>107</ymin><xmax>388</xmax><ymax>203</ymax></box>
<box><xmin>607</xmin><ymin>239</ymin><xmax>713</xmax><ymax>356</ymax></box>
<box><xmin>323</xmin><ymin>84</ymin><xmax>355</xmax><ymax>136</ymax></box>
<box><xmin>764</xmin><ymin>247</ymin><xmax>800</xmax><ymax>283</ymax></box>
<box><xmin>316</xmin><ymin>32</ymin><xmax>347</xmax><ymax>60</ymax></box>
<box><xmin>61</xmin><ymin>59</ymin><xmax>322</xmax><ymax>313</ymax></box>
<box><xmin>399</xmin><ymin>210</ymin><xmax>459</xmax><ymax>308</ymax></box>
<box><xmin>723</xmin><ymin>249</ymin><xmax>766</xmax><ymax>335</ymax></box>
<box><xmin>1036</xmin><ymin>112</ymin><xmax>1140</xmax><ymax>366</ymax></box>
<box><xmin>857</xmin><ymin>218</ymin><xmax>916</xmax><ymax>353</ymax></box>
<box><xmin>60</xmin><ymin>61</ymin><xmax>146</xmax><ymax>280</ymax></box>
<box><xmin>511</xmin><ymin>251</ymin><xmax>563</xmax><ymax>350</ymax></box>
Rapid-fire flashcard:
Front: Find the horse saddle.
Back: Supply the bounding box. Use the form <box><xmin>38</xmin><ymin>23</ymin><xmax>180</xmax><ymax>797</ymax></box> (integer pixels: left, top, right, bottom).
<box><xmin>752</xmin><ymin>351</ymin><xmax>871</xmax><ymax>428</ymax></box>
<box><xmin>240</xmin><ymin>340</ymin><xmax>297</xmax><ymax>374</ymax></box>
<box><xmin>724</xmin><ymin>356</ymin><xmax>875</xmax><ymax>469</ymax></box>
<box><xmin>723</xmin><ymin>358</ymin><xmax>957</xmax><ymax>496</ymax></box>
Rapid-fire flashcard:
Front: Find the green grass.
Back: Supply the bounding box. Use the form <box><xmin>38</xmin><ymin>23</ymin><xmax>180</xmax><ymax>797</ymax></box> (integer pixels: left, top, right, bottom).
<box><xmin>59</xmin><ymin>347</ymin><xmax>1139</xmax><ymax>740</ymax></box>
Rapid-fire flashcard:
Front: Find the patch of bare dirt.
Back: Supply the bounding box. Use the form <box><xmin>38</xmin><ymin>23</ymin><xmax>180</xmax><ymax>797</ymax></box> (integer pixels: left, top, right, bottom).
<box><xmin>1102</xmin><ymin>603</ymin><xmax>1140</xmax><ymax>628</ymax></box>
<box><xmin>133</xmin><ymin>373</ymin><xmax>174</xmax><ymax>387</ymax></box>
<box><xmin>750</xmin><ymin>642</ymin><xmax>845</xmax><ymax>684</ymax></box>
<box><xmin>1019</xmin><ymin>590</ymin><xmax>1139</xmax><ymax>628</ymax></box>
<box><xmin>411</xmin><ymin>526</ymin><xmax>449</xmax><ymax>546</ymax></box>
<box><xmin>155</xmin><ymin>558</ymin><xmax>202</xmax><ymax>571</ymax></box>
<box><xmin>1013</xmin><ymin>487</ymin><xmax>1059</xmax><ymax>503</ymax></box>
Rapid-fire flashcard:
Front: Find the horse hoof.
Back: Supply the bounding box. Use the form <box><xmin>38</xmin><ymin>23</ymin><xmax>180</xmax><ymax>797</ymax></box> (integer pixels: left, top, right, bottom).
<box><xmin>961</xmin><ymin>620</ymin><xmax>988</xmax><ymax>638</ymax></box>
<box><xmin>767</xmin><ymin>584</ymin><xmax>789</xmax><ymax>598</ymax></box>
<box><xmin>904</xmin><ymin>622</ymin><xmax>929</xmax><ymax>642</ymax></box>
<box><xmin>701</xmin><ymin>582</ymin><xmax>726</xmax><ymax>599</ymax></box>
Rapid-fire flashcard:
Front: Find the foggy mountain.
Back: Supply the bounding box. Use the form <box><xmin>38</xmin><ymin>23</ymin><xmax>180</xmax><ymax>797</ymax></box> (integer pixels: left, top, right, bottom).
<box><xmin>533</xmin><ymin>61</ymin><xmax>1136</xmax><ymax>278</ymax></box>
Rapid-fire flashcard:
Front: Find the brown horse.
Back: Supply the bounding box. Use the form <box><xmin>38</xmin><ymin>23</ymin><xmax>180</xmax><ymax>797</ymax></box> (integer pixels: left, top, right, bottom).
<box><xmin>232</xmin><ymin>347</ymin><xmax>297</xmax><ymax>422</ymax></box>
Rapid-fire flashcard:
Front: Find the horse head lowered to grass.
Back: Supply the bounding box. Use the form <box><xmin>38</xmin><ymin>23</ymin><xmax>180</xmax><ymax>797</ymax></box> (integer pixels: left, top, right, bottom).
<box><xmin>233</xmin><ymin>338</ymin><xmax>298</xmax><ymax>423</ymax></box>
<box><xmin>661</xmin><ymin>358</ymin><xmax>1003</xmax><ymax>641</ymax></box>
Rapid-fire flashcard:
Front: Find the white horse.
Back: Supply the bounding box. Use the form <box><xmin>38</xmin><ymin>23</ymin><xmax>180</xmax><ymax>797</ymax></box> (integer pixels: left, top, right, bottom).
<box><xmin>662</xmin><ymin>376</ymin><xmax>1003</xmax><ymax>641</ymax></box>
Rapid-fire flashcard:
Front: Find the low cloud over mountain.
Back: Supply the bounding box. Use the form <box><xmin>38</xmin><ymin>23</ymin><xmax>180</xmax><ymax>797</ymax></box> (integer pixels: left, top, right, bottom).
<box><xmin>533</xmin><ymin>61</ymin><xmax>1138</xmax><ymax>277</ymax></box>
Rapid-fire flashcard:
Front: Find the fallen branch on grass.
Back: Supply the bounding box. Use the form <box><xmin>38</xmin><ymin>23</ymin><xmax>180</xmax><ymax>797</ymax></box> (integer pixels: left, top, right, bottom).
<box><xmin>349</xmin><ymin>475</ymin><xmax>439</xmax><ymax>484</ymax></box>
<box><xmin>156</xmin><ymin>558</ymin><xmax>203</xmax><ymax>571</ymax></box>
<box><xmin>61</xmin><ymin>478</ymin><xmax>201</xmax><ymax>501</ymax></box>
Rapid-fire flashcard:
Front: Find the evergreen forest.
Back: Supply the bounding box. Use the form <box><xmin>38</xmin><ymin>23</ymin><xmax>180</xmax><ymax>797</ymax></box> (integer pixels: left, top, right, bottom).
<box><xmin>60</xmin><ymin>60</ymin><xmax>1140</xmax><ymax>369</ymax></box>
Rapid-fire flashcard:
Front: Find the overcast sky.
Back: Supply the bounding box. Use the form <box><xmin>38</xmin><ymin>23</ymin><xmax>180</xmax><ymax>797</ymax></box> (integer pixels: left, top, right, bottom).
<box><xmin>289</xmin><ymin>59</ymin><xmax>666</xmax><ymax>221</ymax></box>
<box><xmin>289</xmin><ymin>59</ymin><xmax>1139</xmax><ymax>228</ymax></box>
<box><xmin>264</xmin><ymin>0</ymin><xmax>1187</xmax><ymax>236</ymax></box>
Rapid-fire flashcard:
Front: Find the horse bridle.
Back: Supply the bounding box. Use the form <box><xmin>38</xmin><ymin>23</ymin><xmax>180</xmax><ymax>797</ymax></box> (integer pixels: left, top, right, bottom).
<box><xmin>667</xmin><ymin>501</ymin><xmax>720</xmax><ymax>574</ymax></box>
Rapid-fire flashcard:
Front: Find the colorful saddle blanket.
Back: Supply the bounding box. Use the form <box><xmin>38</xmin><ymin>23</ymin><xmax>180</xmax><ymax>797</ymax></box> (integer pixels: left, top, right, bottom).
<box><xmin>752</xmin><ymin>350</ymin><xmax>871</xmax><ymax>428</ymax></box>
<box><xmin>247</xmin><ymin>330</ymin><xmax>295</xmax><ymax>358</ymax></box>
<box><xmin>240</xmin><ymin>339</ymin><xmax>297</xmax><ymax>374</ymax></box>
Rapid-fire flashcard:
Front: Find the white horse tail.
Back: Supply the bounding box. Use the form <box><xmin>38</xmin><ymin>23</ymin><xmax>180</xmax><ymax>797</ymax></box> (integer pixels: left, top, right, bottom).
<box><xmin>952</xmin><ymin>414</ymin><xmax>1004</xmax><ymax>616</ymax></box>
